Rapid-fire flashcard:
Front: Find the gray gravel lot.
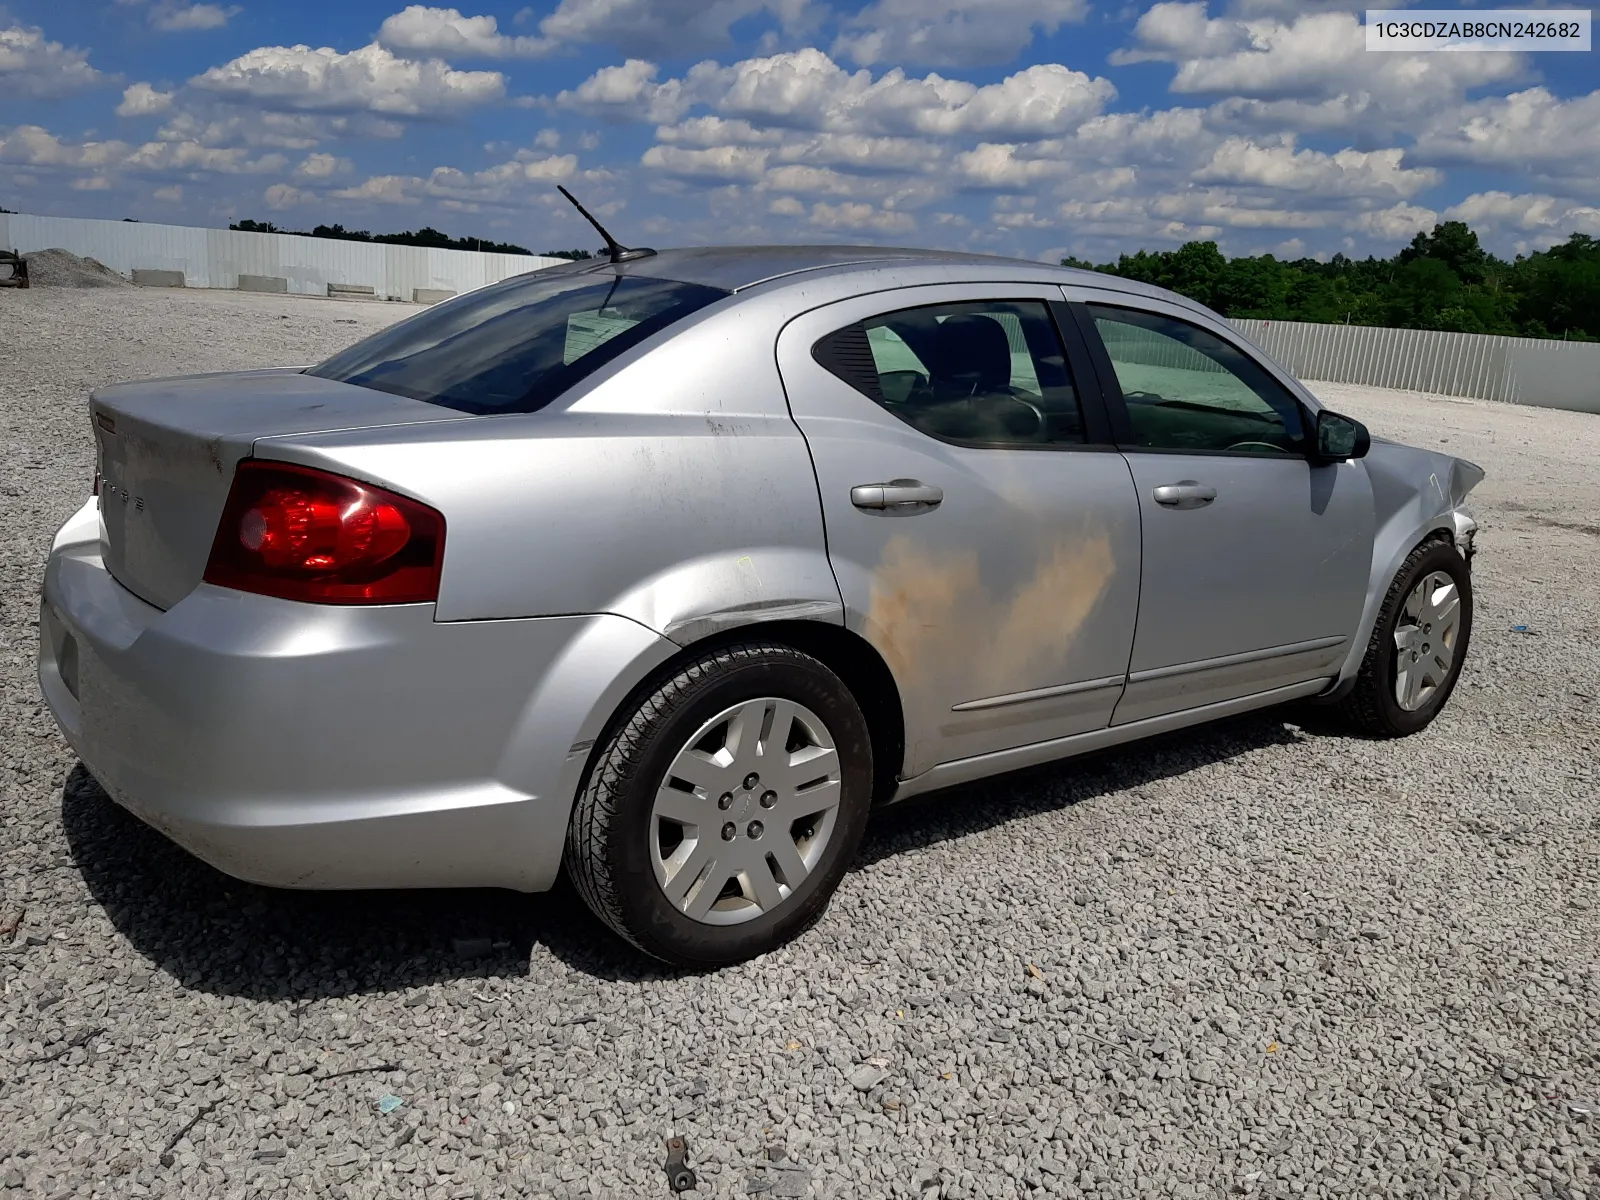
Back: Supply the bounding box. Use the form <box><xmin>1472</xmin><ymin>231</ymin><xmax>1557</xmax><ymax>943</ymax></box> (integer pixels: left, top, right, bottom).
<box><xmin>1</xmin><ymin>286</ymin><xmax>1597</xmax><ymax>1199</ymax></box>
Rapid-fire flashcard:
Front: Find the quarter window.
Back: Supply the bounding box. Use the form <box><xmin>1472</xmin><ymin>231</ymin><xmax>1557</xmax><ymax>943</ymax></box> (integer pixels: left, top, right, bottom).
<box><xmin>1088</xmin><ymin>305</ymin><xmax>1306</xmax><ymax>456</ymax></box>
<box><xmin>814</xmin><ymin>301</ymin><xmax>1085</xmax><ymax>446</ymax></box>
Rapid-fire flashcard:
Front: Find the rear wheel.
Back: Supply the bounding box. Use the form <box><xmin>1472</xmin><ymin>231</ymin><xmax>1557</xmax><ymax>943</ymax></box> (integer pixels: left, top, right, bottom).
<box><xmin>566</xmin><ymin>642</ymin><xmax>873</xmax><ymax>966</ymax></box>
<box><xmin>1339</xmin><ymin>538</ymin><xmax>1473</xmax><ymax>737</ymax></box>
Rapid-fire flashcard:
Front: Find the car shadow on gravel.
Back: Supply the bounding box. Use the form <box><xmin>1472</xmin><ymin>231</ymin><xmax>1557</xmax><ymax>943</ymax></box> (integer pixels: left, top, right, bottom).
<box><xmin>62</xmin><ymin>709</ymin><xmax>1311</xmax><ymax>996</ymax></box>
<box><xmin>58</xmin><ymin>763</ymin><xmax>672</xmax><ymax>996</ymax></box>
<box><xmin>857</xmin><ymin>707</ymin><xmax>1308</xmax><ymax>869</ymax></box>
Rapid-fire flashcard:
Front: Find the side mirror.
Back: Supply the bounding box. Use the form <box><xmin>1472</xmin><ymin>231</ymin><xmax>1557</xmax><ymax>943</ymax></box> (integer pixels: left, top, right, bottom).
<box><xmin>1314</xmin><ymin>409</ymin><xmax>1370</xmax><ymax>461</ymax></box>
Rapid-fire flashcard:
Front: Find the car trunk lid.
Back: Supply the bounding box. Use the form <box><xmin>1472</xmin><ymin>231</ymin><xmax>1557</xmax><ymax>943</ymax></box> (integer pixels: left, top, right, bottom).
<box><xmin>91</xmin><ymin>368</ymin><xmax>464</xmax><ymax>611</ymax></box>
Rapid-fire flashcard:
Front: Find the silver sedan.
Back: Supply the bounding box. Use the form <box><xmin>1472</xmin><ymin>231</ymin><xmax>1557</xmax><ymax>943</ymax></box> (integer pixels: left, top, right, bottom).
<box><xmin>38</xmin><ymin>246</ymin><xmax>1483</xmax><ymax>964</ymax></box>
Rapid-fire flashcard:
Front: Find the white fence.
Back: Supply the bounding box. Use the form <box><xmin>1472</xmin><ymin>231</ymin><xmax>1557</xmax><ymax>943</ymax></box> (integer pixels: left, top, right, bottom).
<box><xmin>1233</xmin><ymin>318</ymin><xmax>1600</xmax><ymax>414</ymax></box>
<box><xmin>0</xmin><ymin>212</ymin><xmax>564</xmax><ymax>300</ymax></box>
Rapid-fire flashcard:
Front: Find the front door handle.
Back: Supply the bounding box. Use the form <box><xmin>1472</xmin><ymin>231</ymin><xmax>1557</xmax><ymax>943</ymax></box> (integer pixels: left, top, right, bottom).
<box><xmin>1152</xmin><ymin>481</ymin><xmax>1217</xmax><ymax>509</ymax></box>
<box><xmin>851</xmin><ymin>480</ymin><xmax>944</xmax><ymax>510</ymax></box>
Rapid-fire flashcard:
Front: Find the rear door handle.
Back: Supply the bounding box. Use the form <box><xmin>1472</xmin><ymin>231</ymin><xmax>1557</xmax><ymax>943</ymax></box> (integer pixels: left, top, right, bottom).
<box><xmin>851</xmin><ymin>480</ymin><xmax>944</xmax><ymax>510</ymax></box>
<box><xmin>1152</xmin><ymin>481</ymin><xmax>1217</xmax><ymax>509</ymax></box>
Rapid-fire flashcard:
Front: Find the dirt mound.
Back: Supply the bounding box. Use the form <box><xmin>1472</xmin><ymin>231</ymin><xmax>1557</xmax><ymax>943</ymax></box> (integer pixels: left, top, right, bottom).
<box><xmin>22</xmin><ymin>248</ymin><xmax>129</xmax><ymax>289</ymax></box>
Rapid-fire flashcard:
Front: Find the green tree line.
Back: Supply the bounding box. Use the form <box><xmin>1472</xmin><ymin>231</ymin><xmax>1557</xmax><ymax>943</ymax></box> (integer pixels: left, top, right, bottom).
<box><xmin>1063</xmin><ymin>222</ymin><xmax>1600</xmax><ymax>341</ymax></box>
<box><xmin>229</xmin><ymin>219</ymin><xmax>597</xmax><ymax>260</ymax></box>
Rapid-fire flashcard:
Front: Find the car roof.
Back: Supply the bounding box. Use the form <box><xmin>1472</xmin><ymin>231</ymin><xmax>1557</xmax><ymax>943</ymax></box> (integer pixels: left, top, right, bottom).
<box><xmin>549</xmin><ymin>244</ymin><xmax>1176</xmax><ymax>303</ymax></box>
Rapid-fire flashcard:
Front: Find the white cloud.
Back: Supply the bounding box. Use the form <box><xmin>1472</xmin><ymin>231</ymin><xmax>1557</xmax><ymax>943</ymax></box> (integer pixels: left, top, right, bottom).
<box><xmin>122</xmin><ymin>140</ymin><xmax>288</xmax><ymax>174</ymax></box>
<box><xmin>264</xmin><ymin>182</ymin><xmax>313</xmax><ymax>209</ymax></box>
<box><xmin>1068</xmin><ymin>107</ymin><xmax>1210</xmax><ymax>167</ymax></box>
<box><xmin>954</xmin><ymin>142</ymin><xmax>1070</xmax><ymax>189</ymax></box>
<box><xmin>117</xmin><ymin>83</ymin><xmax>176</xmax><ymax>118</ymax></box>
<box><xmin>641</xmin><ymin>143</ymin><xmax>771</xmax><ymax>182</ymax></box>
<box><xmin>808</xmin><ymin>200</ymin><xmax>916</xmax><ymax>233</ymax></box>
<box><xmin>991</xmin><ymin>209</ymin><xmax>1053</xmax><ymax>231</ymax></box>
<box><xmin>377</xmin><ymin>6</ymin><xmax>554</xmax><ymax>59</ymax></box>
<box><xmin>0</xmin><ymin>123</ymin><xmax>287</xmax><ymax>181</ymax></box>
<box><xmin>1414</xmin><ymin>88</ymin><xmax>1600</xmax><ymax>175</ymax></box>
<box><xmin>1195</xmin><ymin>137</ymin><xmax>1440</xmax><ymax>199</ymax></box>
<box><xmin>1443</xmin><ymin>191</ymin><xmax>1600</xmax><ymax>237</ymax></box>
<box><xmin>1354</xmin><ymin>203</ymin><xmax>1440</xmax><ymax>241</ymax></box>
<box><xmin>655</xmin><ymin>117</ymin><xmax>935</xmax><ymax>173</ymax></box>
<box><xmin>0</xmin><ymin>24</ymin><xmax>102</xmax><ymax>99</ymax></box>
<box><xmin>156</xmin><ymin>109</ymin><xmax>407</xmax><ymax>150</ymax></box>
<box><xmin>834</xmin><ymin>0</ymin><xmax>1088</xmax><ymax>68</ymax></box>
<box><xmin>331</xmin><ymin>175</ymin><xmax>421</xmax><ymax>205</ymax></box>
<box><xmin>566</xmin><ymin>49</ymin><xmax>1116</xmax><ymax>139</ymax></box>
<box><xmin>768</xmin><ymin>195</ymin><xmax>805</xmax><ymax>215</ymax></box>
<box><xmin>531</xmin><ymin>0</ymin><xmax>814</xmax><ymax>58</ymax></box>
<box><xmin>192</xmin><ymin>42</ymin><xmax>506</xmax><ymax>116</ymax></box>
<box><xmin>152</xmin><ymin>184</ymin><xmax>183</xmax><ymax>201</ymax></box>
<box><xmin>556</xmin><ymin>58</ymin><xmax>689</xmax><ymax>123</ymax></box>
<box><xmin>1223</xmin><ymin>0</ymin><xmax>1360</xmax><ymax>13</ymax></box>
<box><xmin>1150</xmin><ymin>190</ymin><xmax>1323</xmax><ymax>230</ymax></box>
<box><xmin>534</xmin><ymin>128</ymin><xmax>561</xmax><ymax>149</ymax></box>
<box><xmin>70</xmin><ymin>176</ymin><xmax>112</xmax><ymax>191</ymax></box>
<box><xmin>0</xmin><ymin>126</ymin><xmax>131</xmax><ymax>169</ymax></box>
<box><xmin>151</xmin><ymin>2</ymin><xmax>239</xmax><ymax>31</ymax></box>
<box><xmin>118</xmin><ymin>0</ymin><xmax>240</xmax><ymax>31</ymax></box>
<box><xmin>1115</xmin><ymin>4</ymin><xmax>1524</xmax><ymax>135</ymax></box>
<box><xmin>329</xmin><ymin>152</ymin><xmax>583</xmax><ymax>209</ymax></box>
<box><xmin>295</xmin><ymin>152</ymin><xmax>353</xmax><ymax>178</ymax></box>
<box><xmin>710</xmin><ymin>50</ymin><xmax>1113</xmax><ymax>137</ymax></box>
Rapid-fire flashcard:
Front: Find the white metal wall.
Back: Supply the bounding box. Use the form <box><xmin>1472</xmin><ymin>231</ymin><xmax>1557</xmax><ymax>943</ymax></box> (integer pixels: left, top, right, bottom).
<box><xmin>0</xmin><ymin>212</ymin><xmax>564</xmax><ymax>299</ymax></box>
<box><xmin>1232</xmin><ymin>318</ymin><xmax>1600</xmax><ymax>414</ymax></box>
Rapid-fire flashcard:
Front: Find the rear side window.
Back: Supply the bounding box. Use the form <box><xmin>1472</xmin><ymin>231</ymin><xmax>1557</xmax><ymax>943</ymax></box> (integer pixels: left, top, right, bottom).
<box><xmin>309</xmin><ymin>273</ymin><xmax>729</xmax><ymax>414</ymax></box>
<box><xmin>813</xmin><ymin>300</ymin><xmax>1085</xmax><ymax>446</ymax></box>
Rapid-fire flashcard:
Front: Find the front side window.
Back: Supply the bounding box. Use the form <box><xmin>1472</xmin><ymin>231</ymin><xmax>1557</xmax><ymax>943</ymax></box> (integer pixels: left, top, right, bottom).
<box><xmin>1088</xmin><ymin>305</ymin><xmax>1306</xmax><ymax>456</ymax></box>
<box><xmin>813</xmin><ymin>301</ymin><xmax>1085</xmax><ymax>446</ymax></box>
<box><xmin>309</xmin><ymin>272</ymin><xmax>729</xmax><ymax>414</ymax></box>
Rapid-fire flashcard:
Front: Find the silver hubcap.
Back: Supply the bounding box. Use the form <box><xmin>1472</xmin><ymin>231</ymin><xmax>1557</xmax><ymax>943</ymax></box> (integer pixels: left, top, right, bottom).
<box><xmin>1393</xmin><ymin>570</ymin><xmax>1462</xmax><ymax>711</ymax></box>
<box><xmin>650</xmin><ymin>697</ymin><xmax>843</xmax><ymax>926</ymax></box>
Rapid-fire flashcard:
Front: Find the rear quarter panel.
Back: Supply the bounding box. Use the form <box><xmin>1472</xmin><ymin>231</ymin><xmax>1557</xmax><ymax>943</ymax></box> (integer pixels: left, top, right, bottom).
<box><xmin>253</xmin><ymin>303</ymin><xmax>842</xmax><ymax>636</ymax></box>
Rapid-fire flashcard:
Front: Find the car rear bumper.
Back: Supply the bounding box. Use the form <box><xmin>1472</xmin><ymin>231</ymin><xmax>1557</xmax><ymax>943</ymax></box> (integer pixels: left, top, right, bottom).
<box><xmin>38</xmin><ymin>500</ymin><xmax>673</xmax><ymax>892</ymax></box>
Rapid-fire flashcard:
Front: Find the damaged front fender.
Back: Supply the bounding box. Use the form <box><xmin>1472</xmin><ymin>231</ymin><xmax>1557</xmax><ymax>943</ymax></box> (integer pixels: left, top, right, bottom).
<box><xmin>1325</xmin><ymin>440</ymin><xmax>1486</xmax><ymax>695</ymax></box>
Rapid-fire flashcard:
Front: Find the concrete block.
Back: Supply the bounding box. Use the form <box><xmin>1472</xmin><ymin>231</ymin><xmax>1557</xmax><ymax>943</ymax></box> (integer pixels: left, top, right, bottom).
<box><xmin>413</xmin><ymin>288</ymin><xmax>458</xmax><ymax>305</ymax></box>
<box><xmin>327</xmin><ymin>282</ymin><xmax>377</xmax><ymax>298</ymax></box>
<box><xmin>239</xmin><ymin>274</ymin><xmax>287</xmax><ymax>294</ymax></box>
<box><xmin>132</xmin><ymin>269</ymin><xmax>185</xmax><ymax>288</ymax></box>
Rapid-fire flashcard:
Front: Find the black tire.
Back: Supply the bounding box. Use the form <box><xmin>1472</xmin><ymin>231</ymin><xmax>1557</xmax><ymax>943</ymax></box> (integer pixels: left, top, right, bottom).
<box><xmin>565</xmin><ymin>642</ymin><xmax>873</xmax><ymax>967</ymax></box>
<box><xmin>1339</xmin><ymin>537</ymin><xmax>1474</xmax><ymax>737</ymax></box>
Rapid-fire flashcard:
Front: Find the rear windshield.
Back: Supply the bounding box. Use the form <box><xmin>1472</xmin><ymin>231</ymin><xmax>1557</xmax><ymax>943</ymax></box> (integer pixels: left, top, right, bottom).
<box><xmin>307</xmin><ymin>271</ymin><xmax>729</xmax><ymax>414</ymax></box>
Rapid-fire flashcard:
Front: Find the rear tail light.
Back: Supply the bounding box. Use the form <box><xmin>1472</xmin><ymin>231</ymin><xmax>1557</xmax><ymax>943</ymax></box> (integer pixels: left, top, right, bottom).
<box><xmin>204</xmin><ymin>461</ymin><xmax>445</xmax><ymax>604</ymax></box>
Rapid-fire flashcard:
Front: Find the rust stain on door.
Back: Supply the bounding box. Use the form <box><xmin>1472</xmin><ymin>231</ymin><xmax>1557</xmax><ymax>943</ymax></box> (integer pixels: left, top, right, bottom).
<box><xmin>865</xmin><ymin>526</ymin><xmax>1117</xmax><ymax>755</ymax></box>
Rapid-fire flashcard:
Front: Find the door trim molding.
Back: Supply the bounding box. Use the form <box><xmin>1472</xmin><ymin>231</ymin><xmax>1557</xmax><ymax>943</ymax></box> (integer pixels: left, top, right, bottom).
<box><xmin>890</xmin><ymin>677</ymin><xmax>1329</xmax><ymax>804</ymax></box>
<box><xmin>951</xmin><ymin>674</ymin><xmax>1126</xmax><ymax>713</ymax></box>
<box><xmin>1128</xmin><ymin>634</ymin><xmax>1346</xmax><ymax>685</ymax></box>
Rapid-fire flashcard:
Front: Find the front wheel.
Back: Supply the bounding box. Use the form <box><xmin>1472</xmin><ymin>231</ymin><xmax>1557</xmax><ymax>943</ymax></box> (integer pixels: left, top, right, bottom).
<box><xmin>1339</xmin><ymin>537</ymin><xmax>1473</xmax><ymax>737</ymax></box>
<box><xmin>566</xmin><ymin>642</ymin><xmax>873</xmax><ymax>966</ymax></box>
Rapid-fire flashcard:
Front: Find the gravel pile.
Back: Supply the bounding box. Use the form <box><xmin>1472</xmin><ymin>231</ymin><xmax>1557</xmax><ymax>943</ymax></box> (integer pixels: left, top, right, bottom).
<box><xmin>21</xmin><ymin>249</ymin><xmax>130</xmax><ymax>289</ymax></box>
<box><xmin>1</xmin><ymin>287</ymin><xmax>1596</xmax><ymax>1199</ymax></box>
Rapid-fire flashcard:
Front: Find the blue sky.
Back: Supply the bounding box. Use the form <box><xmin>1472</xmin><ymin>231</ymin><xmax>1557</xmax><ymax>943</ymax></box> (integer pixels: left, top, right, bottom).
<box><xmin>2</xmin><ymin>0</ymin><xmax>1597</xmax><ymax>262</ymax></box>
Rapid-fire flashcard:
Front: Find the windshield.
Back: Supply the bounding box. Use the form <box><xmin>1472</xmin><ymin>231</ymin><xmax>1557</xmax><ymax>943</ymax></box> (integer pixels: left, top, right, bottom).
<box><xmin>308</xmin><ymin>271</ymin><xmax>729</xmax><ymax>414</ymax></box>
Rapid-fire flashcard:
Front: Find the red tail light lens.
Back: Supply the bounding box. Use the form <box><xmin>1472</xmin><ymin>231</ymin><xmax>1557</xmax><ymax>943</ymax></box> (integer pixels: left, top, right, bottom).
<box><xmin>204</xmin><ymin>461</ymin><xmax>445</xmax><ymax>604</ymax></box>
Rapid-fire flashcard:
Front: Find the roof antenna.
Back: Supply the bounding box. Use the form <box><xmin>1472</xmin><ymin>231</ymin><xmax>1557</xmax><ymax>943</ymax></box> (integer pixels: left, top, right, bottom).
<box><xmin>557</xmin><ymin>186</ymin><xmax>656</xmax><ymax>264</ymax></box>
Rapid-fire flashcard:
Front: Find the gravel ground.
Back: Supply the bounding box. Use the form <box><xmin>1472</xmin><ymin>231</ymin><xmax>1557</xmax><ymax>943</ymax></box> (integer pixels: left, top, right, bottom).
<box><xmin>1</xmin><ymin>286</ymin><xmax>1597</xmax><ymax>1200</ymax></box>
